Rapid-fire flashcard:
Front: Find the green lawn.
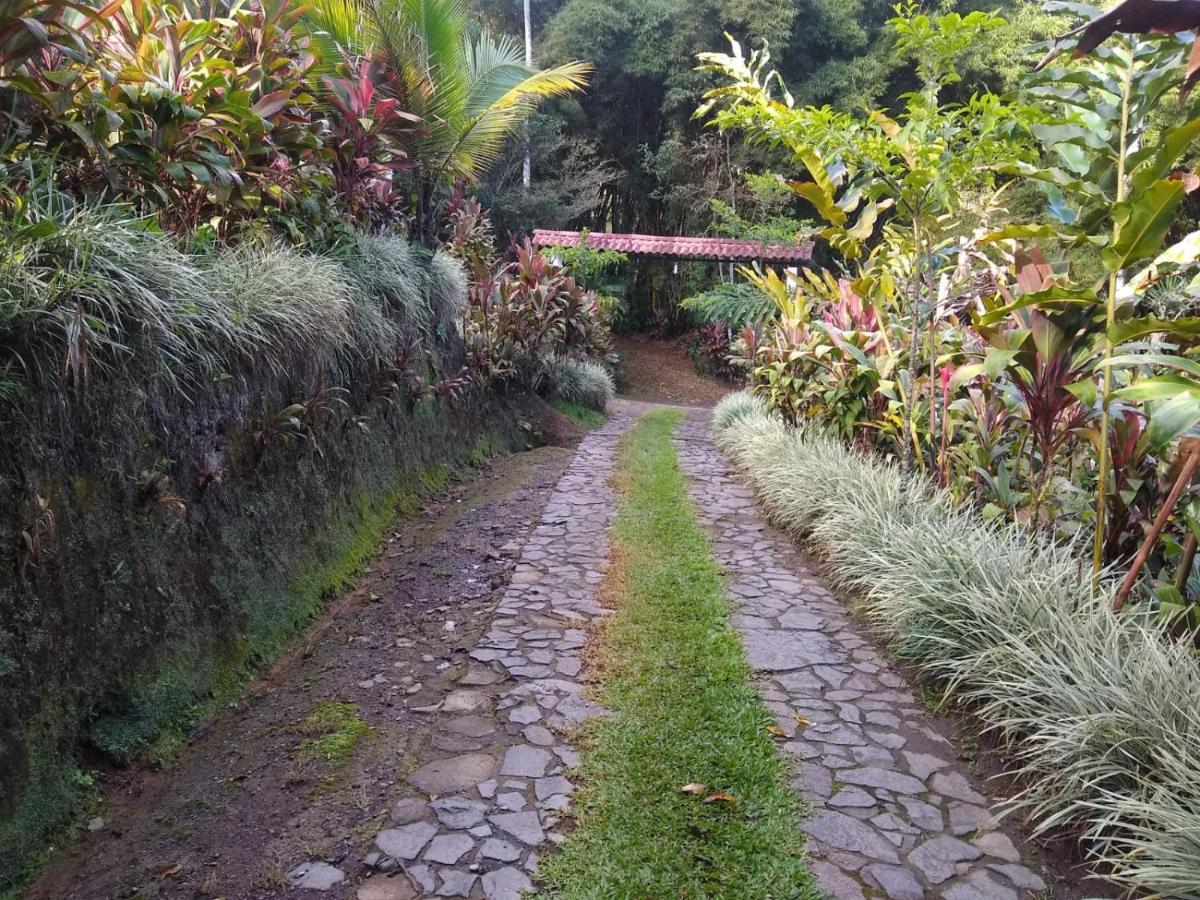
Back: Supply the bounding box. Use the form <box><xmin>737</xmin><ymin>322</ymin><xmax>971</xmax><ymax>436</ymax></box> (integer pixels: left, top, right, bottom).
<box><xmin>537</xmin><ymin>409</ymin><xmax>818</xmax><ymax>899</ymax></box>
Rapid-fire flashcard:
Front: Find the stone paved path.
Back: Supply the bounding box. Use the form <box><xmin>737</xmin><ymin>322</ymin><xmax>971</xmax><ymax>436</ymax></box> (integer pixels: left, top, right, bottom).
<box><xmin>673</xmin><ymin>411</ymin><xmax>1049</xmax><ymax>900</ymax></box>
<box><xmin>339</xmin><ymin>401</ymin><xmax>1049</xmax><ymax>899</ymax></box>
<box><xmin>353</xmin><ymin>404</ymin><xmax>638</xmax><ymax>899</ymax></box>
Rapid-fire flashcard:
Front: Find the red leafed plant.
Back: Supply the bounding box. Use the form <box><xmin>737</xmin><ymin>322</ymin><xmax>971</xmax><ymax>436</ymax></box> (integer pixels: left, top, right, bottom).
<box><xmin>323</xmin><ymin>60</ymin><xmax>421</xmax><ymax>225</ymax></box>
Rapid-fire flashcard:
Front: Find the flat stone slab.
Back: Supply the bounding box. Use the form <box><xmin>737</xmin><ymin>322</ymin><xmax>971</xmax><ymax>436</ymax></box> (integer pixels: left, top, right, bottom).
<box><xmin>436</xmin><ymin>870</ymin><xmax>477</xmax><ymax>896</ymax></box>
<box><xmin>480</xmin><ymin>838</ymin><xmax>522</xmax><ymax>861</ymax></box>
<box><xmin>424</xmin><ymin>833</ymin><xmax>474</xmax><ymax>865</ymax></box>
<box><xmin>431</xmin><ymin>796</ymin><xmax>488</xmax><ymax>830</ymax></box>
<box><xmin>481</xmin><ymin>866</ymin><xmax>533</xmax><ymax>900</ymax></box>
<box><xmin>489</xmin><ymin>811</ymin><xmax>546</xmax><ymax>845</ymax></box>
<box><xmin>802</xmin><ymin>810</ymin><xmax>900</xmax><ymax>864</ymax></box>
<box><xmin>287</xmin><ymin>861</ymin><xmax>345</xmax><ymax>890</ymax></box>
<box><xmin>442</xmin><ymin>689</ymin><xmax>491</xmax><ymax>713</ymax></box>
<box><xmin>390</xmin><ymin>797</ymin><xmax>429</xmax><ymax>825</ymax></box>
<box><xmin>907</xmin><ymin>835</ymin><xmax>983</xmax><ymax>884</ymax></box>
<box><xmin>862</xmin><ymin>863</ymin><xmax>923</xmax><ymax>900</ymax></box>
<box><xmin>356</xmin><ymin>873</ymin><xmax>418</xmax><ymax>900</ymax></box>
<box><xmin>376</xmin><ymin>822</ymin><xmax>438</xmax><ymax>861</ymax></box>
<box><xmin>408</xmin><ymin>754</ymin><xmax>497</xmax><ymax>794</ymax></box>
<box><xmin>741</xmin><ymin>630</ymin><xmax>838</xmax><ymax>671</ymax></box>
<box><xmin>500</xmin><ymin>745</ymin><xmax>554</xmax><ymax>778</ymax></box>
<box><xmin>442</xmin><ymin>715</ymin><xmax>498</xmax><ymax>738</ymax></box>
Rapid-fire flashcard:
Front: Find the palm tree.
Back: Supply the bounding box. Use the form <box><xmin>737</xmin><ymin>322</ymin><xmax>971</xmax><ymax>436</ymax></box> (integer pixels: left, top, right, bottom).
<box><xmin>304</xmin><ymin>0</ymin><xmax>590</xmax><ymax>244</ymax></box>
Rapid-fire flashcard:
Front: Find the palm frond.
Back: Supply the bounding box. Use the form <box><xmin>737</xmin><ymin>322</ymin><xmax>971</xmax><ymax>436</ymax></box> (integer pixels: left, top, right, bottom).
<box><xmin>302</xmin><ymin>0</ymin><xmax>368</xmax><ymax>59</ymax></box>
<box><xmin>446</xmin><ymin>57</ymin><xmax>591</xmax><ymax>181</ymax></box>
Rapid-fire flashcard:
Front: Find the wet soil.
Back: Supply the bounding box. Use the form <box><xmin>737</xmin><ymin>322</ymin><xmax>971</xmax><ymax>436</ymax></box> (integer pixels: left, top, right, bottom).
<box><xmin>613</xmin><ymin>335</ymin><xmax>732</xmax><ymax>407</ymax></box>
<box><xmin>28</xmin><ymin>443</ymin><xmax>576</xmax><ymax>900</ymax></box>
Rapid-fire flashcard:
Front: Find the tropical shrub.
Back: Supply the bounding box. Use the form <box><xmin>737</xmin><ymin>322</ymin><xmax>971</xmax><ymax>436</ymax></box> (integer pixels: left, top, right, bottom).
<box><xmin>712</xmin><ymin>397</ymin><xmax>1200</xmax><ymax>897</ymax></box>
<box><xmin>303</xmin><ymin>0</ymin><xmax>591</xmax><ymax>244</ymax></box>
<box><xmin>695</xmin><ymin>1</ymin><xmax>1200</xmax><ymax>599</ymax></box>
<box><xmin>454</xmin><ymin>227</ymin><xmax>613</xmax><ymax>395</ymax></box>
<box><xmin>540</xmin><ymin>236</ymin><xmax>627</xmax><ymax>287</ymax></box>
<box><xmin>546</xmin><ymin>356</ymin><xmax>614</xmax><ymax>411</ymax></box>
<box><xmin>680</xmin><ymin>282</ymin><xmax>774</xmax><ymax>330</ymax></box>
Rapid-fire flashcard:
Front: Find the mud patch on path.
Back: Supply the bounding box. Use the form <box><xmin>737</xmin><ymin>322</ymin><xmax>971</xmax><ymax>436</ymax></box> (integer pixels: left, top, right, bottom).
<box><xmin>28</xmin><ymin>444</ymin><xmax>574</xmax><ymax>900</ymax></box>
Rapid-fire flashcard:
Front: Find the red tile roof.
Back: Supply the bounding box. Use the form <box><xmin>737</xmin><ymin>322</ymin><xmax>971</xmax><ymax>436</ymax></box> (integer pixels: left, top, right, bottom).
<box><xmin>532</xmin><ymin>229</ymin><xmax>813</xmax><ymax>263</ymax></box>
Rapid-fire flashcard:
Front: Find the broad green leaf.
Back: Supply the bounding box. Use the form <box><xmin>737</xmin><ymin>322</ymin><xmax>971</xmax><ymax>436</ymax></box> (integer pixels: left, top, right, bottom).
<box><xmin>976</xmin><ymin>286</ymin><xmax>1099</xmax><ymax>325</ymax></box>
<box><xmin>1066</xmin><ymin>378</ymin><xmax>1098</xmax><ymax>406</ymax></box>
<box><xmin>1129</xmin><ymin>118</ymin><xmax>1200</xmax><ymax>193</ymax></box>
<box><xmin>847</xmin><ymin>199</ymin><xmax>893</xmax><ymax>241</ymax></box>
<box><xmin>948</xmin><ymin>362</ymin><xmax>986</xmax><ymax>393</ymax></box>
<box><xmin>1032</xmin><ymin>122</ymin><xmax>1109</xmax><ymax>151</ymax></box>
<box><xmin>1103</xmin><ymin>179</ymin><xmax>1186</xmax><ymax>272</ymax></box>
<box><xmin>1103</xmin><ymin>352</ymin><xmax>1200</xmax><ymax>377</ymax></box>
<box><xmin>1108</xmin><ymin>315</ymin><xmax>1200</xmax><ymax>345</ymax></box>
<box><xmin>1115</xmin><ymin>374</ymin><xmax>1200</xmax><ymax>402</ymax></box>
<box><xmin>977</xmin><ymin>223</ymin><xmax>1060</xmax><ymax>244</ymax></box>
<box><xmin>797</xmin><ymin>145</ymin><xmax>837</xmax><ymax>196</ymax></box>
<box><xmin>1130</xmin><ymin>232</ymin><xmax>1200</xmax><ymax>292</ymax></box>
<box><xmin>985</xmin><ymin>348</ymin><xmax>1019</xmax><ymax>377</ymax></box>
<box><xmin>792</xmin><ymin>181</ymin><xmax>846</xmax><ymax>226</ymax></box>
<box><xmin>1146</xmin><ymin>391</ymin><xmax>1200</xmax><ymax>448</ymax></box>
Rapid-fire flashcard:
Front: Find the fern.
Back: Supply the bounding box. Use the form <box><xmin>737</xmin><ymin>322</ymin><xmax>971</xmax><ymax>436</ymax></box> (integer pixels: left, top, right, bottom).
<box><xmin>680</xmin><ymin>282</ymin><xmax>774</xmax><ymax>327</ymax></box>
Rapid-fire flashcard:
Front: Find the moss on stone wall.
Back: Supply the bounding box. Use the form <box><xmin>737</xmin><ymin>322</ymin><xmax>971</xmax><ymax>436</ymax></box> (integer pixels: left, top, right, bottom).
<box><xmin>0</xmin><ymin>381</ymin><xmax>538</xmax><ymax>893</ymax></box>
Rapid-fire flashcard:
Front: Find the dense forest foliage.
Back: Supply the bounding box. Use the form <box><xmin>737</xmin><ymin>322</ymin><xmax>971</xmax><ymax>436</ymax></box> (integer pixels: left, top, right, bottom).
<box><xmin>473</xmin><ymin>0</ymin><xmax>1062</xmax><ymax>239</ymax></box>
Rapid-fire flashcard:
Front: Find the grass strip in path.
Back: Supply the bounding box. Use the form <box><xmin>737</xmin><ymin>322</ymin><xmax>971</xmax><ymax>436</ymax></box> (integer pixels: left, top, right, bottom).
<box><xmin>537</xmin><ymin>409</ymin><xmax>819</xmax><ymax>899</ymax></box>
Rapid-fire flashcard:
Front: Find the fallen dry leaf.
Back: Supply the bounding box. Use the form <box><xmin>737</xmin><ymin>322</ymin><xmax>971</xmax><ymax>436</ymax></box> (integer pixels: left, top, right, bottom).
<box><xmin>793</xmin><ymin>714</ymin><xmax>813</xmax><ymax>726</ymax></box>
<box><xmin>703</xmin><ymin>790</ymin><xmax>736</xmax><ymax>803</ymax></box>
<box><xmin>158</xmin><ymin>862</ymin><xmax>183</xmax><ymax>880</ymax></box>
<box><xmin>679</xmin><ymin>783</ymin><xmax>707</xmax><ymax>795</ymax></box>
<box><xmin>766</xmin><ymin>725</ymin><xmax>786</xmax><ymax>737</ymax></box>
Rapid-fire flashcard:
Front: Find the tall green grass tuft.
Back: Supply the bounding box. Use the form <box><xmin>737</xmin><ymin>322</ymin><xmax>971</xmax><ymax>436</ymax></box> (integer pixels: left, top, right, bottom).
<box><xmin>0</xmin><ymin>197</ymin><xmax>214</xmax><ymax>389</ymax></box>
<box><xmin>545</xmin><ymin>355</ymin><xmax>614</xmax><ymax>411</ymax></box>
<box><xmin>712</xmin><ymin>389</ymin><xmax>767</xmax><ymax>433</ymax></box>
<box><xmin>332</xmin><ymin>232</ymin><xmax>429</xmax><ymax>329</ymax></box>
<box><xmin>711</xmin><ymin>390</ymin><xmax>1200</xmax><ymax>897</ymax></box>
<box><xmin>203</xmin><ymin>244</ymin><xmax>355</xmax><ymax>379</ymax></box>
<box><xmin>428</xmin><ymin>250</ymin><xmax>468</xmax><ymax>327</ymax></box>
<box><xmin>0</xmin><ymin>192</ymin><xmax>443</xmax><ymax>403</ymax></box>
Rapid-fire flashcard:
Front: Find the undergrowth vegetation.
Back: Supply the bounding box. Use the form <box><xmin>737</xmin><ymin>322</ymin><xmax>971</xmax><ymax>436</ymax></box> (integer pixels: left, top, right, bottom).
<box><xmin>552</xmin><ymin>400</ymin><xmax>606</xmax><ymax>430</ymax></box>
<box><xmin>539</xmin><ymin>410</ymin><xmax>817</xmax><ymax>898</ymax></box>
<box><xmin>712</xmin><ymin>392</ymin><xmax>1200</xmax><ymax>896</ymax></box>
<box><xmin>546</xmin><ymin>357</ymin><xmax>615</xmax><ymax>411</ymax></box>
<box><xmin>692</xmin><ymin>1</ymin><xmax>1200</xmax><ymax>617</ymax></box>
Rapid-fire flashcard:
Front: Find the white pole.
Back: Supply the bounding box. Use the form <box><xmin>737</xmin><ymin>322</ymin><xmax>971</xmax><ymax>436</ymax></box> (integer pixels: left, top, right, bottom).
<box><xmin>522</xmin><ymin>0</ymin><xmax>532</xmax><ymax>188</ymax></box>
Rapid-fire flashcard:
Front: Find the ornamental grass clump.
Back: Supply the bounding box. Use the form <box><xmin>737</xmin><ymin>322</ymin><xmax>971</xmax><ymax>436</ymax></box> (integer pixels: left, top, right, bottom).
<box><xmin>334</xmin><ymin>233</ymin><xmax>429</xmax><ymax>330</ymax></box>
<box><xmin>203</xmin><ymin>244</ymin><xmax>355</xmax><ymax>380</ymax></box>
<box><xmin>712</xmin><ymin>390</ymin><xmax>767</xmax><ymax>433</ymax></box>
<box><xmin>0</xmin><ymin>197</ymin><xmax>215</xmax><ymax>390</ymax></box>
<box><xmin>428</xmin><ymin>251</ymin><xmax>469</xmax><ymax>327</ymax></box>
<box><xmin>0</xmin><ymin>186</ymin><xmax>451</xmax><ymax>405</ymax></box>
<box><xmin>710</xmin><ymin>391</ymin><xmax>1200</xmax><ymax>896</ymax></box>
<box><xmin>546</xmin><ymin>356</ymin><xmax>614</xmax><ymax>411</ymax></box>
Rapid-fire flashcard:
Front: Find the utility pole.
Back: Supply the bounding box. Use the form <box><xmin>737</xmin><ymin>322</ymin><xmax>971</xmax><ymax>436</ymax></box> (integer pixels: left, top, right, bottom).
<box><xmin>522</xmin><ymin>0</ymin><xmax>532</xmax><ymax>188</ymax></box>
